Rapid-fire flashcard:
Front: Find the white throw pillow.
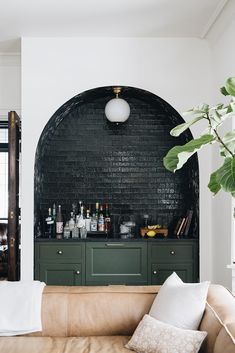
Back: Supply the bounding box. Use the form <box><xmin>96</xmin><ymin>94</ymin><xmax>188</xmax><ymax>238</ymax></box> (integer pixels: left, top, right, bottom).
<box><xmin>149</xmin><ymin>272</ymin><xmax>210</xmax><ymax>330</ymax></box>
<box><xmin>126</xmin><ymin>314</ymin><xmax>207</xmax><ymax>353</ymax></box>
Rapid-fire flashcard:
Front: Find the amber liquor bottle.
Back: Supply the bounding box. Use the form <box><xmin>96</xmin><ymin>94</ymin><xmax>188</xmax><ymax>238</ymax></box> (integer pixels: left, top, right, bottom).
<box><xmin>104</xmin><ymin>203</ymin><xmax>111</xmax><ymax>233</ymax></box>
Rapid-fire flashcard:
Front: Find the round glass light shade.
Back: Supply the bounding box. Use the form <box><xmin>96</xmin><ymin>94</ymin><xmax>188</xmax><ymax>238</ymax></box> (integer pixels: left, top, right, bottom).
<box><xmin>105</xmin><ymin>97</ymin><xmax>130</xmax><ymax>123</ymax></box>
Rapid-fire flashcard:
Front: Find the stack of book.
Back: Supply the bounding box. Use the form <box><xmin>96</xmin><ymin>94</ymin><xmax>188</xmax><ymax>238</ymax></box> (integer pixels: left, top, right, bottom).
<box><xmin>174</xmin><ymin>210</ymin><xmax>193</xmax><ymax>238</ymax></box>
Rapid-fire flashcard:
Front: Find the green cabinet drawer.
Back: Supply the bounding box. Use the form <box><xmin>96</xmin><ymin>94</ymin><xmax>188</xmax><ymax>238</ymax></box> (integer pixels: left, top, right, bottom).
<box><xmin>36</xmin><ymin>242</ymin><xmax>84</xmax><ymax>263</ymax></box>
<box><xmin>149</xmin><ymin>243</ymin><xmax>195</xmax><ymax>263</ymax></box>
<box><xmin>37</xmin><ymin>263</ymin><xmax>82</xmax><ymax>285</ymax></box>
<box><xmin>151</xmin><ymin>263</ymin><xmax>193</xmax><ymax>285</ymax></box>
<box><xmin>86</xmin><ymin>242</ymin><xmax>147</xmax><ymax>285</ymax></box>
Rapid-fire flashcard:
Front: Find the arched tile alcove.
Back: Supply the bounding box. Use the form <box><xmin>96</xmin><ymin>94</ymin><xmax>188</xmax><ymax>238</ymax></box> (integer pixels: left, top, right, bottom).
<box><xmin>34</xmin><ymin>86</ymin><xmax>199</xmax><ymax>237</ymax></box>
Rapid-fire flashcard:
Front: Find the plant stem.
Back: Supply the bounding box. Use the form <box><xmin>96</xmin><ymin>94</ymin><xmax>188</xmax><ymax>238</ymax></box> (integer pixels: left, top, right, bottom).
<box><xmin>206</xmin><ymin>113</ymin><xmax>234</xmax><ymax>157</ymax></box>
<box><xmin>213</xmin><ymin>128</ymin><xmax>234</xmax><ymax>157</ymax></box>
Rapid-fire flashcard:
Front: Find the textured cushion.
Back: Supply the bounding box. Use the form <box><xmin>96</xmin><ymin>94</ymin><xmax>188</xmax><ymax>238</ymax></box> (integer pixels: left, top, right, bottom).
<box><xmin>149</xmin><ymin>272</ymin><xmax>209</xmax><ymax>330</ymax></box>
<box><xmin>126</xmin><ymin>314</ymin><xmax>207</xmax><ymax>353</ymax></box>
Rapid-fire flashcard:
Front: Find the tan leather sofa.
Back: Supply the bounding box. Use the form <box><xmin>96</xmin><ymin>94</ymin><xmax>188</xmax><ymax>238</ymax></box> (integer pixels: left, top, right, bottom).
<box><xmin>0</xmin><ymin>284</ymin><xmax>234</xmax><ymax>353</ymax></box>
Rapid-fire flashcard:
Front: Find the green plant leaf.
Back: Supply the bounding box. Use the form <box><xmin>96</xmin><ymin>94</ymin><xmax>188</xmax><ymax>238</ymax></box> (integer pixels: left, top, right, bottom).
<box><xmin>220</xmin><ymin>86</ymin><xmax>230</xmax><ymax>96</ymax></box>
<box><xmin>163</xmin><ymin>134</ymin><xmax>215</xmax><ymax>172</ymax></box>
<box><xmin>220</xmin><ymin>130</ymin><xmax>235</xmax><ymax>157</ymax></box>
<box><xmin>216</xmin><ymin>157</ymin><xmax>235</xmax><ymax>194</ymax></box>
<box><xmin>225</xmin><ymin>77</ymin><xmax>235</xmax><ymax>96</ymax></box>
<box><xmin>208</xmin><ymin>171</ymin><xmax>221</xmax><ymax>195</ymax></box>
<box><xmin>170</xmin><ymin>115</ymin><xmax>204</xmax><ymax>137</ymax></box>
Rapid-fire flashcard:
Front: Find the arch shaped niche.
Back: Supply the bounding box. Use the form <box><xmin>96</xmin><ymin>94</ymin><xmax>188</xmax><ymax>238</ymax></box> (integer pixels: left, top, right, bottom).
<box><xmin>34</xmin><ymin>86</ymin><xmax>199</xmax><ymax>237</ymax></box>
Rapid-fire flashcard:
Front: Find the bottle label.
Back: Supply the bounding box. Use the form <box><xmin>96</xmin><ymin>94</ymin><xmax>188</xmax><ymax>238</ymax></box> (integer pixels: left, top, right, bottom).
<box><xmin>85</xmin><ymin>218</ymin><xmax>91</xmax><ymax>232</ymax></box>
<box><xmin>91</xmin><ymin>221</ymin><xmax>97</xmax><ymax>231</ymax></box>
<box><xmin>56</xmin><ymin>222</ymin><xmax>63</xmax><ymax>234</ymax></box>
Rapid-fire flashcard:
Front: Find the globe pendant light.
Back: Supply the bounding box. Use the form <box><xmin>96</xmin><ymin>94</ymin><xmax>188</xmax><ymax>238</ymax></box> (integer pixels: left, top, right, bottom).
<box><xmin>105</xmin><ymin>87</ymin><xmax>130</xmax><ymax>123</ymax></box>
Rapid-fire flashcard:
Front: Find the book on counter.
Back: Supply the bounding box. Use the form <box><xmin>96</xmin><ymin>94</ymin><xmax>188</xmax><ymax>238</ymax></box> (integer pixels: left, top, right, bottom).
<box><xmin>174</xmin><ymin>210</ymin><xmax>193</xmax><ymax>237</ymax></box>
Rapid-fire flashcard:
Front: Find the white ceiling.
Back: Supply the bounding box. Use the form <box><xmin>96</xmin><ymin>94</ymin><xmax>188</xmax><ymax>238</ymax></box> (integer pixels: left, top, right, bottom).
<box><xmin>0</xmin><ymin>0</ymin><xmax>229</xmax><ymax>52</ymax></box>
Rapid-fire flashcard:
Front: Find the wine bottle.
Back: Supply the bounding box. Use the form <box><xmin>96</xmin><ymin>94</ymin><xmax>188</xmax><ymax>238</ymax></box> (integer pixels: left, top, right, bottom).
<box><xmin>56</xmin><ymin>205</ymin><xmax>63</xmax><ymax>239</ymax></box>
<box><xmin>98</xmin><ymin>204</ymin><xmax>105</xmax><ymax>232</ymax></box>
<box><xmin>104</xmin><ymin>203</ymin><xmax>111</xmax><ymax>233</ymax></box>
<box><xmin>52</xmin><ymin>203</ymin><xmax>57</xmax><ymax>237</ymax></box>
<box><xmin>45</xmin><ymin>207</ymin><xmax>54</xmax><ymax>238</ymax></box>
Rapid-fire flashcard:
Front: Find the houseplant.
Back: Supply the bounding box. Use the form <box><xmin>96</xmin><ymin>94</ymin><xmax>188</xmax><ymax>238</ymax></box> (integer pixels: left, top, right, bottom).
<box><xmin>163</xmin><ymin>77</ymin><xmax>235</xmax><ymax>205</ymax></box>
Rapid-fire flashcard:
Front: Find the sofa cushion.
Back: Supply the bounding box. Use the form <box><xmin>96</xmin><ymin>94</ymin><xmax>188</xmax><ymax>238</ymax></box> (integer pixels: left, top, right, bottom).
<box><xmin>0</xmin><ymin>336</ymin><xmax>131</xmax><ymax>353</ymax></box>
<box><xmin>126</xmin><ymin>314</ymin><xmax>207</xmax><ymax>353</ymax></box>
<box><xmin>149</xmin><ymin>272</ymin><xmax>209</xmax><ymax>330</ymax></box>
<box><xmin>38</xmin><ymin>285</ymin><xmax>160</xmax><ymax>337</ymax></box>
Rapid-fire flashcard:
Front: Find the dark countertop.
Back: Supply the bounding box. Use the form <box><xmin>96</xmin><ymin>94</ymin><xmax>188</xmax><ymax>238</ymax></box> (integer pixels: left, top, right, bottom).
<box><xmin>35</xmin><ymin>236</ymin><xmax>198</xmax><ymax>242</ymax></box>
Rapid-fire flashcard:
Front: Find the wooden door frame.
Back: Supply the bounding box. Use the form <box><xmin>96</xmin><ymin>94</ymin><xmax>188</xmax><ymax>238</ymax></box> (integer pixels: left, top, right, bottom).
<box><xmin>8</xmin><ymin>111</ymin><xmax>21</xmax><ymax>281</ymax></box>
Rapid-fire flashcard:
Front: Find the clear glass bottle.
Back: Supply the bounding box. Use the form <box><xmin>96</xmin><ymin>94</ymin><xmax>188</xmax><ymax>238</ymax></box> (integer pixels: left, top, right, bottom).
<box><xmin>90</xmin><ymin>213</ymin><xmax>98</xmax><ymax>232</ymax></box>
<box><xmin>85</xmin><ymin>207</ymin><xmax>91</xmax><ymax>232</ymax></box>
<box><xmin>68</xmin><ymin>212</ymin><xmax>75</xmax><ymax>232</ymax></box>
<box><xmin>63</xmin><ymin>221</ymin><xmax>70</xmax><ymax>239</ymax></box>
<box><xmin>72</xmin><ymin>216</ymin><xmax>79</xmax><ymax>238</ymax></box>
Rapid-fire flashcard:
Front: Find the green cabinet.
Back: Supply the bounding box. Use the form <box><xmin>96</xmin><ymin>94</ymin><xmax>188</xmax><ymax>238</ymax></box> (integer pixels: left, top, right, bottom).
<box><xmin>85</xmin><ymin>242</ymin><xmax>147</xmax><ymax>285</ymax></box>
<box><xmin>148</xmin><ymin>241</ymin><xmax>198</xmax><ymax>284</ymax></box>
<box><xmin>35</xmin><ymin>239</ymin><xmax>198</xmax><ymax>285</ymax></box>
<box><xmin>35</xmin><ymin>241</ymin><xmax>85</xmax><ymax>285</ymax></box>
<box><xmin>38</xmin><ymin>263</ymin><xmax>82</xmax><ymax>285</ymax></box>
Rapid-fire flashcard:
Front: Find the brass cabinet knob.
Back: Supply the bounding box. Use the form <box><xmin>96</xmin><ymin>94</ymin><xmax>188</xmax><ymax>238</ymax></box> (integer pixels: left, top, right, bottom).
<box><xmin>170</xmin><ymin>250</ymin><xmax>175</xmax><ymax>255</ymax></box>
<box><xmin>57</xmin><ymin>250</ymin><xmax>63</xmax><ymax>255</ymax></box>
<box><xmin>153</xmin><ymin>270</ymin><xmax>157</xmax><ymax>275</ymax></box>
<box><xmin>75</xmin><ymin>270</ymin><xmax>80</xmax><ymax>275</ymax></box>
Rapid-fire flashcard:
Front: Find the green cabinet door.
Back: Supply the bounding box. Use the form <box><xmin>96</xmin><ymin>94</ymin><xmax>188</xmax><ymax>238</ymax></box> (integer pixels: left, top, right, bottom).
<box><xmin>38</xmin><ymin>263</ymin><xmax>82</xmax><ymax>285</ymax></box>
<box><xmin>86</xmin><ymin>242</ymin><xmax>147</xmax><ymax>285</ymax></box>
<box><xmin>151</xmin><ymin>263</ymin><xmax>193</xmax><ymax>285</ymax></box>
<box><xmin>148</xmin><ymin>240</ymin><xmax>198</xmax><ymax>284</ymax></box>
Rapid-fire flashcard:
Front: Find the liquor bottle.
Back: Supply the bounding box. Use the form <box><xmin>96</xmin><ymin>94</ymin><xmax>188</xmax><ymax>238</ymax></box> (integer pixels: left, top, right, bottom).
<box><xmin>72</xmin><ymin>216</ymin><xmax>79</xmax><ymax>238</ymax></box>
<box><xmin>78</xmin><ymin>202</ymin><xmax>85</xmax><ymax>229</ymax></box>
<box><xmin>98</xmin><ymin>204</ymin><xmax>105</xmax><ymax>232</ymax></box>
<box><xmin>104</xmin><ymin>203</ymin><xmax>111</xmax><ymax>233</ymax></box>
<box><xmin>90</xmin><ymin>213</ymin><xmax>98</xmax><ymax>232</ymax></box>
<box><xmin>85</xmin><ymin>207</ymin><xmax>91</xmax><ymax>232</ymax></box>
<box><xmin>68</xmin><ymin>212</ymin><xmax>75</xmax><ymax>232</ymax></box>
<box><xmin>45</xmin><ymin>207</ymin><xmax>54</xmax><ymax>238</ymax></box>
<box><xmin>63</xmin><ymin>222</ymin><xmax>70</xmax><ymax>239</ymax></box>
<box><xmin>56</xmin><ymin>205</ymin><xmax>63</xmax><ymax>239</ymax></box>
<box><xmin>52</xmin><ymin>203</ymin><xmax>57</xmax><ymax>237</ymax></box>
<box><xmin>95</xmin><ymin>202</ymin><xmax>99</xmax><ymax>220</ymax></box>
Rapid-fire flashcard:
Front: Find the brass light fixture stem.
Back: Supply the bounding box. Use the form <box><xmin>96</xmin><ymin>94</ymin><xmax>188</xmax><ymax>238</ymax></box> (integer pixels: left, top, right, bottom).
<box><xmin>113</xmin><ymin>87</ymin><xmax>121</xmax><ymax>98</ymax></box>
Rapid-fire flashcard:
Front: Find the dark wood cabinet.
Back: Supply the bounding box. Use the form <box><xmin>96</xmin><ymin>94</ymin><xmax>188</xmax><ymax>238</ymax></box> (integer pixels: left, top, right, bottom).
<box><xmin>34</xmin><ymin>239</ymin><xmax>198</xmax><ymax>285</ymax></box>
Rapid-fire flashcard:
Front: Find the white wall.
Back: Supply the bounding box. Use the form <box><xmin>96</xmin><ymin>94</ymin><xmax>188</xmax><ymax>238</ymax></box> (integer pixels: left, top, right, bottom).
<box><xmin>21</xmin><ymin>37</ymin><xmax>213</xmax><ymax>281</ymax></box>
<box><xmin>206</xmin><ymin>1</ymin><xmax>235</xmax><ymax>288</ymax></box>
<box><xmin>0</xmin><ymin>54</ymin><xmax>21</xmax><ymax>120</ymax></box>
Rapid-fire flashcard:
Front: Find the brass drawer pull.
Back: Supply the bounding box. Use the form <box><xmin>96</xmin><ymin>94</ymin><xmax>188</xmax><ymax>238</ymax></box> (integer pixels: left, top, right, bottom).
<box><xmin>75</xmin><ymin>270</ymin><xmax>80</xmax><ymax>275</ymax></box>
<box><xmin>153</xmin><ymin>270</ymin><xmax>157</xmax><ymax>275</ymax></box>
<box><xmin>57</xmin><ymin>250</ymin><xmax>63</xmax><ymax>255</ymax></box>
<box><xmin>105</xmin><ymin>243</ymin><xmax>125</xmax><ymax>247</ymax></box>
<box><xmin>170</xmin><ymin>250</ymin><xmax>175</xmax><ymax>255</ymax></box>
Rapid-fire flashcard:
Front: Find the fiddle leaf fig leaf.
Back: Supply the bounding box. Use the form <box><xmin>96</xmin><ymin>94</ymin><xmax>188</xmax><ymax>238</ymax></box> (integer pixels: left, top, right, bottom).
<box><xmin>220</xmin><ymin>86</ymin><xmax>230</xmax><ymax>96</ymax></box>
<box><xmin>208</xmin><ymin>171</ymin><xmax>221</xmax><ymax>195</ymax></box>
<box><xmin>216</xmin><ymin>157</ymin><xmax>235</xmax><ymax>194</ymax></box>
<box><xmin>163</xmin><ymin>134</ymin><xmax>215</xmax><ymax>172</ymax></box>
<box><xmin>170</xmin><ymin>115</ymin><xmax>204</xmax><ymax>137</ymax></box>
<box><xmin>225</xmin><ymin>77</ymin><xmax>235</xmax><ymax>97</ymax></box>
